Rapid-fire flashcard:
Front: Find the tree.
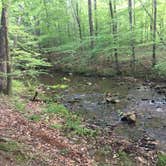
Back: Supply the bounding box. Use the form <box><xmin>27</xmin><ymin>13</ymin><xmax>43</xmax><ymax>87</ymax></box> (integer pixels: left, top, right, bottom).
<box><xmin>94</xmin><ymin>0</ymin><xmax>98</xmax><ymax>36</ymax></box>
<box><xmin>71</xmin><ymin>0</ymin><xmax>82</xmax><ymax>41</ymax></box>
<box><xmin>88</xmin><ymin>0</ymin><xmax>94</xmax><ymax>49</ymax></box>
<box><xmin>152</xmin><ymin>0</ymin><xmax>157</xmax><ymax>66</ymax></box>
<box><xmin>109</xmin><ymin>0</ymin><xmax>120</xmax><ymax>75</ymax></box>
<box><xmin>0</xmin><ymin>0</ymin><xmax>11</xmax><ymax>95</ymax></box>
<box><xmin>128</xmin><ymin>0</ymin><xmax>136</xmax><ymax>72</ymax></box>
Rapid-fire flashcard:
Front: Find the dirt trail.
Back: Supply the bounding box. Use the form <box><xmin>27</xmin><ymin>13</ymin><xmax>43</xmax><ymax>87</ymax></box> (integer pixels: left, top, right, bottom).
<box><xmin>0</xmin><ymin>102</ymin><xmax>93</xmax><ymax>166</ymax></box>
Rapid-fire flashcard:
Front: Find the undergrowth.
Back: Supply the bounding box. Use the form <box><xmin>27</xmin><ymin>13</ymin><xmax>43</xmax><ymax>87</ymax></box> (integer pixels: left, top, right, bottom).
<box><xmin>157</xmin><ymin>153</ymin><xmax>166</xmax><ymax>166</ymax></box>
<box><xmin>44</xmin><ymin>103</ymin><xmax>97</xmax><ymax>137</ymax></box>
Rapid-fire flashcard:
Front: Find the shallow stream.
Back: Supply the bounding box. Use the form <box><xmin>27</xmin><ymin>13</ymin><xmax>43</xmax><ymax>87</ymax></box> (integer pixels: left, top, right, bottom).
<box><xmin>40</xmin><ymin>73</ymin><xmax>166</xmax><ymax>152</ymax></box>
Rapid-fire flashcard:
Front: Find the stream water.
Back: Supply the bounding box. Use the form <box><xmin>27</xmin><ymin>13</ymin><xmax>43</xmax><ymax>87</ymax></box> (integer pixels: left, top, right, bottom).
<box><xmin>40</xmin><ymin>73</ymin><xmax>166</xmax><ymax>152</ymax></box>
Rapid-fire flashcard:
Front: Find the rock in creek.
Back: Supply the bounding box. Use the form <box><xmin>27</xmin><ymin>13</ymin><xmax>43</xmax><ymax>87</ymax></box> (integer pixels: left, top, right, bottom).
<box><xmin>121</xmin><ymin>112</ymin><xmax>136</xmax><ymax>124</ymax></box>
<box><xmin>154</xmin><ymin>85</ymin><xmax>166</xmax><ymax>94</ymax></box>
<box><xmin>104</xmin><ymin>92</ymin><xmax>120</xmax><ymax>104</ymax></box>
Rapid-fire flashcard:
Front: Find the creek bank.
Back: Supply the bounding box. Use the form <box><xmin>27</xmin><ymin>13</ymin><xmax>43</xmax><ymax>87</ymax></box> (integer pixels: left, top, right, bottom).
<box><xmin>48</xmin><ymin>52</ymin><xmax>166</xmax><ymax>82</ymax></box>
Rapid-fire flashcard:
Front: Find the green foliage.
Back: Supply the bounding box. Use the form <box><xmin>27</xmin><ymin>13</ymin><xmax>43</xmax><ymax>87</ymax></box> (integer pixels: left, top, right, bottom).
<box><xmin>44</xmin><ymin>103</ymin><xmax>69</xmax><ymax>117</ymax></box>
<box><xmin>28</xmin><ymin>114</ymin><xmax>41</xmax><ymax>122</ymax></box>
<box><xmin>65</xmin><ymin>118</ymin><xmax>96</xmax><ymax>136</ymax></box>
<box><xmin>7</xmin><ymin>0</ymin><xmax>166</xmax><ymax>78</ymax></box>
<box><xmin>49</xmin><ymin>84</ymin><xmax>69</xmax><ymax>90</ymax></box>
<box><xmin>157</xmin><ymin>153</ymin><xmax>166</xmax><ymax>166</ymax></box>
<box><xmin>117</xmin><ymin>151</ymin><xmax>134</xmax><ymax>166</ymax></box>
<box><xmin>13</xmin><ymin>49</ymin><xmax>51</xmax><ymax>78</ymax></box>
<box><xmin>44</xmin><ymin>103</ymin><xmax>96</xmax><ymax>136</ymax></box>
<box><xmin>0</xmin><ymin>141</ymin><xmax>19</xmax><ymax>152</ymax></box>
<box><xmin>50</xmin><ymin>124</ymin><xmax>63</xmax><ymax>129</ymax></box>
<box><xmin>0</xmin><ymin>140</ymin><xmax>27</xmax><ymax>163</ymax></box>
<box><xmin>12</xmin><ymin>80</ymin><xmax>26</xmax><ymax>94</ymax></box>
<box><xmin>155</xmin><ymin>61</ymin><xmax>166</xmax><ymax>76</ymax></box>
<box><xmin>14</xmin><ymin>99</ymin><xmax>26</xmax><ymax>113</ymax></box>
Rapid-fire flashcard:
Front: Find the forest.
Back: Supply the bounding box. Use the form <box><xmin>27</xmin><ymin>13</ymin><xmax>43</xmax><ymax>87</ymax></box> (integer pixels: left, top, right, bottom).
<box><xmin>0</xmin><ymin>0</ymin><xmax>166</xmax><ymax>165</ymax></box>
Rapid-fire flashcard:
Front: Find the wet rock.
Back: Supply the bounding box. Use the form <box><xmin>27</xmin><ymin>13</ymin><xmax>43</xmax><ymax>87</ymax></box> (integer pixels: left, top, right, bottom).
<box><xmin>110</xmin><ymin>99</ymin><xmax>120</xmax><ymax>104</ymax></box>
<box><xmin>68</xmin><ymin>72</ymin><xmax>73</xmax><ymax>76</ymax></box>
<box><xmin>104</xmin><ymin>92</ymin><xmax>120</xmax><ymax>104</ymax></box>
<box><xmin>154</xmin><ymin>85</ymin><xmax>166</xmax><ymax>94</ymax></box>
<box><xmin>121</xmin><ymin>112</ymin><xmax>136</xmax><ymax>124</ymax></box>
<box><xmin>141</xmin><ymin>98</ymin><xmax>149</xmax><ymax>101</ymax></box>
<box><xmin>87</xmin><ymin>82</ymin><xmax>92</xmax><ymax>86</ymax></box>
<box><xmin>66</xmin><ymin>97</ymin><xmax>81</xmax><ymax>104</ymax></box>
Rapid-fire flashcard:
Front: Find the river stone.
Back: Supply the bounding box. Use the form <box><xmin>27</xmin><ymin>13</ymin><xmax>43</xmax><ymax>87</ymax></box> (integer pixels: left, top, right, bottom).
<box><xmin>121</xmin><ymin>112</ymin><xmax>136</xmax><ymax>124</ymax></box>
<box><xmin>105</xmin><ymin>92</ymin><xmax>120</xmax><ymax>104</ymax></box>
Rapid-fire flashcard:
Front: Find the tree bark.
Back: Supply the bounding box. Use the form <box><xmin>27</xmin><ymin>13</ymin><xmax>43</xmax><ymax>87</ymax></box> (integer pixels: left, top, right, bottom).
<box><xmin>0</xmin><ymin>1</ymin><xmax>11</xmax><ymax>95</ymax></box>
<box><xmin>128</xmin><ymin>0</ymin><xmax>136</xmax><ymax>72</ymax></box>
<box><xmin>88</xmin><ymin>0</ymin><xmax>94</xmax><ymax>49</ymax></box>
<box><xmin>94</xmin><ymin>0</ymin><xmax>98</xmax><ymax>36</ymax></box>
<box><xmin>109</xmin><ymin>0</ymin><xmax>120</xmax><ymax>75</ymax></box>
<box><xmin>152</xmin><ymin>0</ymin><xmax>157</xmax><ymax>66</ymax></box>
<box><xmin>0</xmin><ymin>3</ymin><xmax>7</xmax><ymax>93</ymax></box>
<box><xmin>71</xmin><ymin>0</ymin><xmax>82</xmax><ymax>41</ymax></box>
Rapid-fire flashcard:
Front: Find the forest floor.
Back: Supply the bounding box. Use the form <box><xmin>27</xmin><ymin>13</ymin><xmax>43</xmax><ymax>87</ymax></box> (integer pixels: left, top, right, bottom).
<box><xmin>0</xmin><ymin>94</ymin><xmax>163</xmax><ymax>166</ymax></box>
<box><xmin>0</xmin><ymin>97</ymin><xmax>93</xmax><ymax>166</ymax></box>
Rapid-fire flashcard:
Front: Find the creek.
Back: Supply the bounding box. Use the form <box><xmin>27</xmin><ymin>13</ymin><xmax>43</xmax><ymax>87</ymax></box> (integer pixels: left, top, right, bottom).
<box><xmin>40</xmin><ymin>72</ymin><xmax>166</xmax><ymax>152</ymax></box>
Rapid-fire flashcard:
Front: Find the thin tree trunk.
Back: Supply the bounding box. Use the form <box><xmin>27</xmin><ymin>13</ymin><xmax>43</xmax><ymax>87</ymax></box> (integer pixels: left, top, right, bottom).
<box><xmin>138</xmin><ymin>0</ymin><xmax>165</xmax><ymax>46</ymax></box>
<box><xmin>128</xmin><ymin>0</ymin><xmax>136</xmax><ymax>72</ymax></box>
<box><xmin>94</xmin><ymin>0</ymin><xmax>98</xmax><ymax>36</ymax></box>
<box><xmin>75</xmin><ymin>2</ymin><xmax>82</xmax><ymax>40</ymax></box>
<box><xmin>152</xmin><ymin>0</ymin><xmax>157</xmax><ymax>66</ymax></box>
<box><xmin>88</xmin><ymin>0</ymin><xmax>94</xmax><ymax>49</ymax></box>
<box><xmin>109</xmin><ymin>0</ymin><xmax>120</xmax><ymax>75</ymax></box>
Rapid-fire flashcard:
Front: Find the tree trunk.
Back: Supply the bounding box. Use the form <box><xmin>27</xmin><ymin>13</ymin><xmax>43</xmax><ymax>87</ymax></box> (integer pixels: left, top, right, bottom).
<box><xmin>88</xmin><ymin>0</ymin><xmax>94</xmax><ymax>49</ymax></box>
<box><xmin>128</xmin><ymin>0</ymin><xmax>136</xmax><ymax>73</ymax></box>
<box><xmin>94</xmin><ymin>0</ymin><xmax>98</xmax><ymax>36</ymax></box>
<box><xmin>152</xmin><ymin>0</ymin><xmax>157</xmax><ymax>66</ymax></box>
<box><xmin>109</xmin><ymin>0</ymin><xmax>120</xmax><ymax>75</ymax></box>
<box><xmin>0</xmin><ymin>3</ymin><xmax>7</xmax><ymax>93</ymax></box>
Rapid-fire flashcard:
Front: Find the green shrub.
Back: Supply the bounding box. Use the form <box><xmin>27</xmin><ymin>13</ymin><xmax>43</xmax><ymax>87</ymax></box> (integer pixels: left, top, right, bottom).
<box><xmin>155</xmin><ymin>62</ymin><xmax>166</xmax><ymax>76</ymax></box>
<box><xmin>13</xmin><ymin>80</ymin><xmax>26</xmax><ymax>94</ymax></box>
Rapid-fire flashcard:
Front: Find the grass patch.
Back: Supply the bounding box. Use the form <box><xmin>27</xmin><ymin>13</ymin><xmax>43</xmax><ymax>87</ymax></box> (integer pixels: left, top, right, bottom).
<box><xmin>0</xmin><ymin>141</ymin><xmax>18</xmax><ymax>152</ymax></box>
<box><xmin>0</xmin><ymin>140</ymin><xmax>27</xmax><ymax>163</ymax></box>
<box><xmin>13</xmin><ymin>80</ymin><xmax>26</xmax><ymax>94</ymax></box>
<box><xmin>44</xmin><ymin>103</ymin><xmax>69</xmax><ymax>117</ymax></box>
<box><xmin>44</xmin><ymin>103</ymin><xmax>96</xmax><ymax>137</ymax></box>
<box><xmin>157</xmin><ymin>153</ymin><xmax>166</xmax><ymax>166</ymax></box>
<box><xmin>28</xmin><ymin>114</ymin><xmax>41</xmax><ymax>122</ymax></box>
<box><xmin>14</xmin><ymin>100</ymin><xmax>26</xmax><ymax>113</ymax></box>
<box><xmin>50</xmin><ymin>124</ymin><xmax>63</xmax><ymax>129</ymax></box>
<box><xmin>117</xmin><ymin>151</ymin><xmax>134</xmax><ymax>166</ymax></box>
